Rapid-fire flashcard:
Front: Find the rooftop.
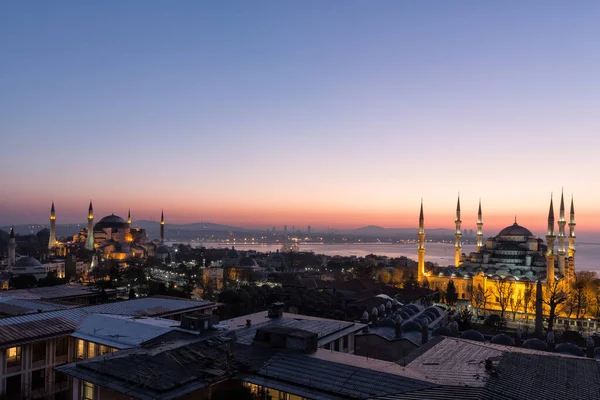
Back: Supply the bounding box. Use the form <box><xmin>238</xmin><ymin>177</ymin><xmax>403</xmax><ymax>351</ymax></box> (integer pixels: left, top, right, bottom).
<box><xmin>0</xmin><ymin>285</ymin><xmax>108</xmax><ymax>300</ymax></box>
<box><xmin>0</xmin><ymin>296</ymin><xmax>216</xmax><ymax>348</ymax></box>
<box><xmin>224</xmin><ymin>311</ymin><xmax>365</xmax><ymax>347</ymax></box>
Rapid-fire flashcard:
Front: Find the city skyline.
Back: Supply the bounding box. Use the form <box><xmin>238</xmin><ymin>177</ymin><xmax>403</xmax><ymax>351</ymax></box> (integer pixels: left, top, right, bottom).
<box><xmin>2</xmin><ymin>2</ymin><xmax>599</xmax><ymax>230</ymax></box>
<box><xmin>0</xmin><ymin>192</ymin><xmax>593</xmax><ymax>235</ymax></box>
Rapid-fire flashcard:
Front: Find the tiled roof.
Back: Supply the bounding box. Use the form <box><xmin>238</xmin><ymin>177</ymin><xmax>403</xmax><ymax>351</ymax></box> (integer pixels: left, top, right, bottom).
<box><xmin>57</xmin><ymin>335</ymin><xmax>240</xmax><ymax>400</ymax></box>
<box><xmin>255</xmin><ymin>352</ymin><xmax>436</xmax><ymax>399</ymax></box>
<box><xmin>485</xmin><ymin>352</ymin><xmax>600</xmax><ymax>400</ymax></box>
<box><xmin>404</xmin><ymin>337</ymin><xmax>579</xmax><ymax>387</ymax></box>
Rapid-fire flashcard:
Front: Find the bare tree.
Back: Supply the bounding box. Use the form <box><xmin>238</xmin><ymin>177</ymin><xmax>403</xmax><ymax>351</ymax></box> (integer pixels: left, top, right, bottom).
<box><xmin>509</xmin><ymin>290</ymin><xmax>523</xmax><ymax>321</ymax></box>
<box><xmin>471</xmin><ymin>283</ymin><xmax>490</xmax><ymax>318</ymax></box>
<box><xmin>492</xmin><ymin>278</ymin><xmax>514</xmax><ymax>320</ymax></box>
<box><xmin>522</xmin><ymin>282</ymin><xmax>535</xmax><ymax>323</ymax></box>
<box><xmin>543</xmin><ymin>278</ymin><xmax>568</xmax><ymax>332</ymax></box>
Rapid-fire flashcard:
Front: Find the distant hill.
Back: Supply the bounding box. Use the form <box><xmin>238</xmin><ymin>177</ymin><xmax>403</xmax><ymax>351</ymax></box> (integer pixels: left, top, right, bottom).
<box><xmin>133</xmin><ymin>220</ymin><xmax>245</xmax><ymax>232</ymax></box>
<box><xmin>349</xmin><ymin>225</ymin><xmax>454</xmax><ymax>236</ymax></box>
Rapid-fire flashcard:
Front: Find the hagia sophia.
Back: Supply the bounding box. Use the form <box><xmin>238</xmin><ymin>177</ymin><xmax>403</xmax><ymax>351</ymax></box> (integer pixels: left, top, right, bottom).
<box><xmin>53</xmin><ymin>201</ymin><xmax>164</xmax><ymax>260</ymax></box>
<box><xmin>417</xmin><ymin>192</ymin><xmax>576</xmax><ymax>312</ymax></box>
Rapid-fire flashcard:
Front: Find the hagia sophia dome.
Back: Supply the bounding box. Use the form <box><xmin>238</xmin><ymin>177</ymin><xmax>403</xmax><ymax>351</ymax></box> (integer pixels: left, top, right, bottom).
<box><xmin>94</xmin><ymin>214</ymin><xmax>127</xmax><ymax>231</ymax></box>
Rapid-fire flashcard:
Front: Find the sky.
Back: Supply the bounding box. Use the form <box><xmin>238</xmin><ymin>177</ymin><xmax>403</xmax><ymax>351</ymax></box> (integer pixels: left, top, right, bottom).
<box><xmin>0</xmin><ymin>1</ymin><xmax>599</xmax><ymax>232</ymax></box>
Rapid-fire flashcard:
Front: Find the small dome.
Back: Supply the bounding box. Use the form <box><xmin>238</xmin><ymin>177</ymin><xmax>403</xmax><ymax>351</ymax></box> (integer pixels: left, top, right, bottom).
<box><xmin>378</xmin><ymin>304</ymin><xmax>386</xmax><ymax>314</ymax></box>
<box><xmin>237</xmin><ymin>256</ymin><xmax>258</xmax><ymax>268</ymax></box>
<box><xmin>405</xmin><ymin>304</ymin><xmax>420</xmax><ymax>313</ymax></box>
<box><xmin>361</xmin><ymin>311</ymin><xmax>369</xmax><ymax>321</ymax></box>
<box><xmin>555</xmin><ymin>343</ymin><xmax>584</xmax><ymax>357</ymax></box>
<box><xmin>379</xmin><ymin>318</ymin><xmax>396</xmax><ymax>328</ymax></box>
<box><xmin>423</xmin><ymin>311</ymin><xmax>438</xmax><ymax>321</ymax></box>
<box><xmin>386</xmin><ymin>300</ymin><xmax>392</xmax><ymax>310</ymax></box>
<box><xmin>15</xmin><ymin>257</ymin><xmax>42</xmax><ymax>267</ymax></box>
<box><xmin>397</xmin><ymin>310</ymin><xmax>410</xmax><ymax>320</ymax></box>
<box><xmin>371</xmin><ymin>307</ymin><xmax>379</xmax><ymax>316</ymax></box>
<box><xmin>522</xmin><ymin>338</ymin><xmax>548</xmax><ymax>351</ymax></box>
<box><xmin>416</xmin><ymin>316</ymin><xmax>430</xmax><ymax>326</ymax></box>
<box><xmin>432</xmin><ymin>326</ymin><xmax>454</xmax><ymax>337</ymax></box>
<box><xmin>401</xmin><ymin>321</ymin><xmax>422</xmax><ymax>332</ymax></box>
<box><xmin>156</xmin><ymin>245</ymin><xmax>171</xmax><ymax>254</ymax></box>
<box><xmin>401</xmin><ymin>307</ymin><xmax>415</xmax><ymax>316</ymax></box>
<box><xmin>491</xmin><ymin>334</ymin><xmax>515</xmax><ymax>346</ymax></box>
<box><xmin>425</xmin><ymin>307</ymin><xmax>442</xmax><ymax>318</ymax></box>
<box><xmin>460</xmin><ymin>330</ymin><xmax>485</xmax><ymax>342</ymax></box>
<box><xmin>497</xmin><ymin>222</ymin><xmax>534</xmax><ymax>237</ymax></box>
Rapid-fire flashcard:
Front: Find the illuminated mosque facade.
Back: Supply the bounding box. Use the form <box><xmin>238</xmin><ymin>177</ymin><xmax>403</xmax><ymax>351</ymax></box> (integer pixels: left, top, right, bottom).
<box><xmin>51</xmin><ymin>201</ymin><xmax>163</xmax><ymax>261</ymax></box>
<box><xmin>417</xmin><ymin>192</ymin><xmax>576</xmax><ymax>309</ymax></box>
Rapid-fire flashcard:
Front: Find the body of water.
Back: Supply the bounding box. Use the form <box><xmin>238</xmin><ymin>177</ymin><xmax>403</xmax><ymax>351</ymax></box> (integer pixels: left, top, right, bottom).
<box><xmin>168</xmin><ymin>241</ymin><xmax>600</xmax><ymax>273</ymax></box>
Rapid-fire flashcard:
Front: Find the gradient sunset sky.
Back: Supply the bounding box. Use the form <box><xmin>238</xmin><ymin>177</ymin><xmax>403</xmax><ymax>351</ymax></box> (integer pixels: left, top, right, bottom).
<box><xmin>1</xmin><ymin>1</ymin><xmax>599</xmax><ymax>232</ymax></box>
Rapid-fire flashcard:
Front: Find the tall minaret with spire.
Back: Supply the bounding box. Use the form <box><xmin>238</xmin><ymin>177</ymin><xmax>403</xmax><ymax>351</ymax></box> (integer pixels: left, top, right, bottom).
<box><xmin>454</xmin><ymin>194</ymin><xmax>462</xmax><ymax>267</ymax></box>
<box><xmin>85</xmin><ymin>200</ymin><xmax>95</xmax><ymax>251</ymax></box>
<box><xmin>417</xmin><ymin>200</ymin><xmax>426</xmax><ymax>282</ymax></box>
<box><xmin>476</xmin><ymin>199</ymin><xmax>484</xmax><ymax>252</ymax></box>
<box><xmin>568</xmin><ymin>196</ymin><xmax>576</xmax><ymax>259</ymax></box>
<box><xmin>48</xmin><ymin>201</ymin><xmax>57</xmax><ymax>250</ymax></box>
<box><xmin>8</xmin><ymin>226</ymin><xmax>16</xmax><ymax>267</ymax></box>
<box><xmin>160</xmin><ymin>209</ymin><xmax>165</xmax><ymax>244</ymax></box>
<box><xmin>557</xmin><ymin>190</ymin><xmax>567</xmax><ymax>276</ymax></box>
<box><xmin>545</xmin><ymin>194</ymin><xmax>556</xmax><ymax>282</ymax></box>
<box><xmin>127</xmin><ymin>208</ymin><xmax>131</xmax><ymax>227</ymax></box>
<box><xmin>568</xmin><ymin>195</ymin><xmax>576</xmax><ymax>282</ymax></box>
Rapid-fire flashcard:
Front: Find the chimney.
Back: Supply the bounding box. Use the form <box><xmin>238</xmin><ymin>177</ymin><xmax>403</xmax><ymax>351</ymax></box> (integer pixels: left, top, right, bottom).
<box><xmin>246</xmin><ymin>319</ymin><xmax>251</xmax><ymax>327</ymax></box>
<box><xmin>395</xmin><ymin>320</ymin><xmax>402</xmax><ymax>338</ymax></box>
<box><xmin>546</xmin><ymin>331</ymin><xmax>555</xmax><ymax>352</ymax></box>
<box><xmin>268</xmin><ymin>302</ymin><xmax>284</xmax><ymax>319</ymax></box>
<box><xmin>181</xmin><ymin>314</ymin><xmax>216</xmax><ymax>332</ymax></box>
<box><xmin>586</xmin><ymin>336</ymin><xmax>595</xmax><ymax>359</ymax></box>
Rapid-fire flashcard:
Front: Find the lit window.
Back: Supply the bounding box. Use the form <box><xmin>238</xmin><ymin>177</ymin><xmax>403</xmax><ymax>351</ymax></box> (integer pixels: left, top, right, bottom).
<box><xmin>77</xmin><ymin>340</ymin><xmax>85</xmax><ymax>360</ymax></box>
<box><xmin>87</xmin><ymin>342</ymin><xmax>96</xmax><ymax>358</ymax></box>
<box><xmin>82</xmin><ymin>381</ymin><xmax>95</xmax><ymax>400</ymax></box>
<box><xmin>7</xmin><ymin>346</ymin><xmax>22</xmax><ymax>368</ymax></box>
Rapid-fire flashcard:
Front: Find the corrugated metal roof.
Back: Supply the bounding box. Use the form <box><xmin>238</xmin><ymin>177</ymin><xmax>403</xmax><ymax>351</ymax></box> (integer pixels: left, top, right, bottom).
<box><xmin>82</xmin><ymin>297</ymin><xmax>213</xmax><ymax>316</ymax></box>
<box><xmin>72</xmin><ymin>314</ymin><xmax>175</xmax><ymax>349</ymax></box>
<box><xmin>0</xmin><ymin>285</ymin><xmax>105</xmax><ymax>300</ymax></box>
<box><xmin>0</xmin><ymin>297</ymin><xmax>73</xmax><ymax>316</ymax></box>
<box><xmin>0</xmin><ymin>309</ymin><xmax>88</xmax><ymax>348</ymax></box>
<box><xmin>0</xmin><ymin>297</ymin><xmax>215</xmax><ymax>348</ymax></box>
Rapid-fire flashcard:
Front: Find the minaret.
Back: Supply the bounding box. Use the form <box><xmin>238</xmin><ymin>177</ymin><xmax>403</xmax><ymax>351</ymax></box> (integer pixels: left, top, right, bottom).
<box><xmin>85</xmin><ymin>200</ymin><xmax>95</xmax><ymax>251</ymax></box>
<box><xmin>8</xmin><ymin>226</ymin><xmax>16</xmax><ymax>267</ymax></box>
<box><xmin>48</xmin><ymin>201</ymin><xmax>57</xmax><ymax>250</ymax></box>
<box><xmin>557</xmin><ymin>190</ymin><xmax>567</xmax><ymax>275</ymax></box>
<box><xmin>454</xmin><ymin>194</ymin><xmax>462</xmax><ymax>267</ymax></box>
<box><xmin>160</xmin><ymin>209</ymin><xmax>165</xmax><ymax>244</ymax></box>
<box><xmin>127</xmin><ymin>209</ymin><xmax>131</xmax><ymax>227</ymax></box>
<box><xmin>568</xmin><ymin>195</ymin><xmax>576</xmax><ymax>284</ymax></box>
<box><xmin>545</xmin><ymin>195</ymin><xmax>556</xmax><ymax>282</ymax></box>
<box><xmin>476</xmin><ymin>199</ymin><xmax>484</xmax><ymax>252</ymax></box>
<box><xmin>417</xmin><ymin>200</ymin><xmax>426</xmax><ymax>282</ymax></box>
